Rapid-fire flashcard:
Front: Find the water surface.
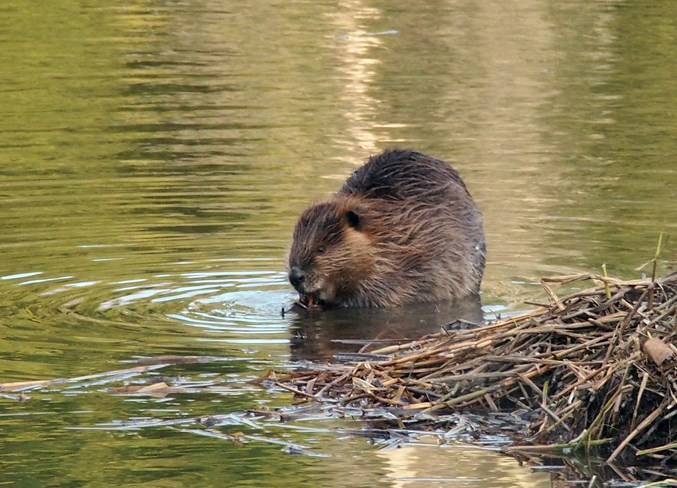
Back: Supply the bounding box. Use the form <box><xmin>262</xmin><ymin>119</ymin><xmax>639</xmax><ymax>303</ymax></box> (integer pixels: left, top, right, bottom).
<box><xmin>1</xmin><ymin>0</ymin><xmax>675</xmax><ymax>486</ymax></box>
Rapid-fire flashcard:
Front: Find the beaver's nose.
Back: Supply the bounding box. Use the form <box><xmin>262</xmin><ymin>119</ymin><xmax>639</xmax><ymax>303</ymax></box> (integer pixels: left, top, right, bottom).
<box><xmin>289</xmin><ymin>266</ymin><xmax>305</xmax><ymax>289</ymax></box>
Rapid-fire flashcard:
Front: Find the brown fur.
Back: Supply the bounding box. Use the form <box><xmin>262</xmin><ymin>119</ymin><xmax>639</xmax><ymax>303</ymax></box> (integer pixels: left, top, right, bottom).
<box><xmin>288</xmin><ymin>149</ymin><xmax>486</xmax><ymax>308</ymax></box>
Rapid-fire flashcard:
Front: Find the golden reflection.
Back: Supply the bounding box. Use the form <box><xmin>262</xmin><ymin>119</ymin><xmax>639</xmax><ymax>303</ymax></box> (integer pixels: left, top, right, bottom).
<box><xmin>377</xmin><ymin>440</ymin><xmax>550</xmax><ymax>488</ymax></box>
<box><xmin>327</xmin><ymin>1</ymin><xmax>386</xmax><ymax>163</ymax></box>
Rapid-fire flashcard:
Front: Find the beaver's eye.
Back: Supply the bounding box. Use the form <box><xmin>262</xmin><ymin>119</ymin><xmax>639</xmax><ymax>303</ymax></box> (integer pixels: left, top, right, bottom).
<box><xmin>316</xmin><ymin>246</ymin><xmax>326</xmax><ymax>255</ymax></box>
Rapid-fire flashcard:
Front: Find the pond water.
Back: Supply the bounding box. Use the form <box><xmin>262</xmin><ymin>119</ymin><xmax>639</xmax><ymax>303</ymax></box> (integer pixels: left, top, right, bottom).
<box><xmin>1</xmin><ymin>0</ymin><xmax>675</xmax><ymax>486</ymax></box>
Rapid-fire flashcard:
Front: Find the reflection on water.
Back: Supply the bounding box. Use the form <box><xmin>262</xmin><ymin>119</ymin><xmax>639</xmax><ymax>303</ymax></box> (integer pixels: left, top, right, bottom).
<box><xmin>289</xmin><ymin>295</ymin><xmax>484</xmax><ymax>361</ymax></box>
<box><xmin>377</xmin><ymin>441</ymin><xmax>550</xmax><ymax>488</ymax></box>
<box><xmin>0</xmin><ymin>0</ymin><xmax>675</xmax><ymax>486</ymax></box>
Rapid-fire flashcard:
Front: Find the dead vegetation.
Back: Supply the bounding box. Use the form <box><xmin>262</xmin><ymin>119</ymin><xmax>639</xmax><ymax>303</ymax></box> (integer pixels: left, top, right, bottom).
<box><xmin>265</xmin><ymin>272</ymin><xmax>677</xmax><ymax>469</ymax></box>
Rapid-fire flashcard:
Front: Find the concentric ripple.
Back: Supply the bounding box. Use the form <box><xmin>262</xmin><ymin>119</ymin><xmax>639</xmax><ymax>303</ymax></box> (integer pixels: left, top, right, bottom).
<box><xmin>0</xmin><ymin>262</ymin><xmax>296</xmax><ymax>379</ymax></box>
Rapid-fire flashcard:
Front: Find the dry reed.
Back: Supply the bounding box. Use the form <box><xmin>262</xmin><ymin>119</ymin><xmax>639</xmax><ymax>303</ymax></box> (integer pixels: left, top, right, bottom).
<box><xmin>266</xmin><ymin>272</ymin><xmax>677</xmax><ymax>466</ymax></box>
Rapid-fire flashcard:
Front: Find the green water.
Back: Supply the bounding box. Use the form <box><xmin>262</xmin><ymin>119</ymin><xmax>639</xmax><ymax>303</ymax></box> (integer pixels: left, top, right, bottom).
<box><xmin>1</xmin><ymin>1</ymin><xmax>675</xmax><ymax>486</ymax></box>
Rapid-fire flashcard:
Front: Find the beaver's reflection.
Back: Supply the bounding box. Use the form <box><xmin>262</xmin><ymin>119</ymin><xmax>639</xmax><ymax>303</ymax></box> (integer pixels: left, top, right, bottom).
<box><xmin>288</xmin><ymin>295</ymin><xmax>484</xmax><ymax>362</ymax></box>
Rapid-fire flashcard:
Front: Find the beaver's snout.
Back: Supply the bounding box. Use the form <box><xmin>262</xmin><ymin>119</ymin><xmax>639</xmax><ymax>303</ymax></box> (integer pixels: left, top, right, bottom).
<box><xmin>288</xmin><ymin>266</ymin><xmax>305</xmax><ymax>290</ymax></box>
<box><xmin>289</xmin><ymin>266</ymin><xmax>306</xmax><ymax>290</ymax></box>
<box><xmin>289</xmin><ymin>266</ymin><xmax>326</xmax><ymax>309</ymax></box>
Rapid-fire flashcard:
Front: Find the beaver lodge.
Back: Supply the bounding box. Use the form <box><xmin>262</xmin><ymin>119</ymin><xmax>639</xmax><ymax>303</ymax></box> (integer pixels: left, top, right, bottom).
<box><xmin>265</xmin><ymin>272</ymin><xmax>677</xmax><ymax>477</ymax></box>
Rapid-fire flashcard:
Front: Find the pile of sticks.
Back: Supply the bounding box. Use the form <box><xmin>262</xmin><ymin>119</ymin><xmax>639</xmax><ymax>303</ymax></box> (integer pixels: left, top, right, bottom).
<box><xmin>268</xmin><ymin>272</ymin><xmax>677</xmax><ymax>464</ymax></box>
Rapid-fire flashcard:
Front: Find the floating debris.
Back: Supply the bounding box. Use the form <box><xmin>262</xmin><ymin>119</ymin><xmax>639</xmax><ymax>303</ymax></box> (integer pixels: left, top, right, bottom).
<box><xmin>263</xmin><ymin>272</ymin><xmax>677</xmax><ymax>475</ymax></box>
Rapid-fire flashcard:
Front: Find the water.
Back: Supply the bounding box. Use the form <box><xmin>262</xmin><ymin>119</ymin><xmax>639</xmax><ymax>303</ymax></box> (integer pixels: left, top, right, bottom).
<box><xmin>1</xmin><ymin>0</ymin><xmax>675</xmax><ymax>486</ymax></box>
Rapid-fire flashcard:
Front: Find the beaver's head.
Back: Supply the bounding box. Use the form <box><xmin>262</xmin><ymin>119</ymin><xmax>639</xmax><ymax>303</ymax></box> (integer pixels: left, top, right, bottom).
<box><xmin>287</xmin><ymin>198</ymin><xmax>375</xmax><ymax>308</ymax></box>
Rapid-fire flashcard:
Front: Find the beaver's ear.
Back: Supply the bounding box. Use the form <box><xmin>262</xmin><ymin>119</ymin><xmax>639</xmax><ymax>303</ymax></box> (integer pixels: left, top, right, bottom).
<box><xmin>345</xmin><ymin>210</ymin><xmax>361</xmax><ymax>229</ymax></box>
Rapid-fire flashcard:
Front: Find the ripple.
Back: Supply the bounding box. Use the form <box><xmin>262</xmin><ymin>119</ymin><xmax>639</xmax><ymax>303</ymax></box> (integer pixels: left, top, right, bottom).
<box><xmin>1</xmin><ymin>271</ymin><xmax>44</xmax><ymax>280</ymax></box>
<box><xmin>0</xmin><ymin>263</ymin><xmax>295</xmax><ymax>379</ymax></box>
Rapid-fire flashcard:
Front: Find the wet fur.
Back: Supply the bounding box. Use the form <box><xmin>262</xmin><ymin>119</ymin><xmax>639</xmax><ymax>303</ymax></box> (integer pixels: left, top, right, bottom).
<box><xmin>288</xmin><ymin>149</ymin><xmax>486</xmax><ymax>308</ymax></box>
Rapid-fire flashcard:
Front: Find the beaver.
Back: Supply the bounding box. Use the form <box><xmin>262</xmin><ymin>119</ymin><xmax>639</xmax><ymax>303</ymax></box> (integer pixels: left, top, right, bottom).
<box><xmin>287</xmin><ymin>149</ymin><xmax>485</xmax><ymax>308</ymax></box>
